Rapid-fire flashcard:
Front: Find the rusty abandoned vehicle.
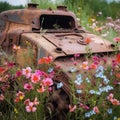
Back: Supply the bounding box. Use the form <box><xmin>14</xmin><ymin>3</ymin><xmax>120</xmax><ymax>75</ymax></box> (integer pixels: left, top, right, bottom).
<box><xmin>0</xmin><ymin>3</ymin><xmax>119</xmax><ymax>120</ymax></box>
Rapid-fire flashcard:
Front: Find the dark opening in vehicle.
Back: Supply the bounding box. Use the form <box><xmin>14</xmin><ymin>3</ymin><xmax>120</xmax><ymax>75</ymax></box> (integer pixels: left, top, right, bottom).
<box><xmin>40</xmin><ymin>15</ymin><xmax>75</xmax><ymax>30</ymax></box>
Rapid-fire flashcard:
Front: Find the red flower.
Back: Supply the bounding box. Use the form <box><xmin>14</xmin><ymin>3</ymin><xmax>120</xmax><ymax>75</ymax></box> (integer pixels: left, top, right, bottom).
<box><xmin>15</xmin><ymin>70</ymin><xmax>22</xmax><ymax>77</ymax></box>
<box><xmin>38</xmin><ymin>56</ymin><xmax>53</xmax><ymax>64</ymax></box>
<box><xmin>90</xmin><ymin>63</ymin><xmax>97</xmax><ymax>69</ymax></box>
<box><xmin>31</xmin><ymin>73</ymin><xmax>40</xmax><ymax>83</ymax></box>
<box><xmin>7</xmin><ymin>62</ymin><xmax>15</xmax><ymax>67</ymax></box>
<box><xmin>14</xmin><ymin>97</ymin><xmax>20</xmax><ymax>103</ymax></box>
<box><xmin>42</xmin><ymin>78</ymin><xmax>53</xmax><ymax>87</ymax></box>
<box><xmin>84</xmin><ymin>37</ymin><xmax>91</xmax><ymax>44</ymax></box>
<box><xmin>38</xmin><ymin>58</ymin><xmax>46</xmax><ymax>64</ymax></box>
<box><xmin>116</xmin><ymin>54</ymin><xmax>120</xmax><ymax>63</ymax></box>
<box><xmin>24</xmin><ymin>99</ymin><xmax>30</xmax><ymax>106</ymax></box>
<box><xmin>116</xmin><ymin>73</ymin><xmax>120</xmax><ymax>79</ymax></box>
<box><xmin>0</xmin><ymin>67</ymin><xmax>5</xmax><ymax>73</ymax></box>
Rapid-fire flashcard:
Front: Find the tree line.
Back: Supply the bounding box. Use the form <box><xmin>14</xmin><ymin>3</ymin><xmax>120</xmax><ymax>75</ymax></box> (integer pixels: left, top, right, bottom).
<box><xmin>0</xmin><ymin>1</ymin><xmax>24</xmax><ymax>12</ymax></box>
<box><xmin>1</xmin><ymin>0</ymin><xmax>119</xmax><ymax>19</ymax></box>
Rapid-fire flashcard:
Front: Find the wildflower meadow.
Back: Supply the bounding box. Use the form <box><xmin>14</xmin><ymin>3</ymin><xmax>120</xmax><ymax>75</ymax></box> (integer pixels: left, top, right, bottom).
<box><xmin>0</xmin><ymin>38</ymin><xmax>120</xmax><ymax>120</ymax></box>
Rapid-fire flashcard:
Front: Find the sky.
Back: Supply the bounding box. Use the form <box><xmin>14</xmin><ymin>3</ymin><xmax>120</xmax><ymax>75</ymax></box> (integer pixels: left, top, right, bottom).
<box><xmin>0</xmin><ymin>0</ymin><xmax>120</xmax><ymax>6</ymax></box>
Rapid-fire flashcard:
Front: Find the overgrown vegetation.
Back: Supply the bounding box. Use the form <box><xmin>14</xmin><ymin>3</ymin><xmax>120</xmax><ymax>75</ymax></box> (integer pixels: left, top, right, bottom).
<box><xmin>0</xmin><ymin>1</ymin><xmax>24</xmax><ymax>12</ymax></box>
<box><xmin>0</xmin><ymin>43</ymin><xmax>120</xmax><ymax>120</ymax></box>
<box><xmin>63</xmin><ymin>0</ymin><xmax>120</xmax><ymax>19</ymax></box>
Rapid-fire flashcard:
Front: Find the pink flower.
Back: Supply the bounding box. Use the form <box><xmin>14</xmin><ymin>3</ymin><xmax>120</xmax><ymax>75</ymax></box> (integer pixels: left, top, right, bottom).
<box><xmin>35</xmin><ymin>70</ymin><xmax>48</xmax><ymax>78</ymax></box>
<box><xmin>16</xmin><ymin>91</ymin><xmax>25</xmax><ymax>100</ymax></box>
<box><xmin>0</xmin><ymin>94</ymin><xmax>4</xmax><ymax>101</ymax></box>
<box><xmin>93</xmin><ymin>106</ymin><xmax>99</xmax><ymax>113</ymax></box>
<box><xmin>7</xmin><ymin>62</ymin><xmax>15</xmax><ymax>67</ymax></box>
<box><xmin>48</xmin><ymin>87</ymin><xmax>52</xmax><ymax>92</ymax></box>
<box><xmin>112</xmin><ymin>60</ymin><xmax>118</xmax><ymax>67</ymax></box>
<box><xmin>35</xmin><ymin>70</ymin><xmax>43</xmax><ymax>76</ymax></box>
<box><xmin>80</xmin><ymin>61</ymin><xmax>89</xmax><ymax>70</ymax></box>
<box><xmin>80</xmin><ymin>103</ymin><xmax>89</xmax><ymax>110</ymax></box>
<box><xmin>26</xmin><ymin>102</ymin><xmax>37</xmax><ymax>112</ymax></box>
<box><xmin>92</xmin><ymin>56</ymin><xmax>101</xmax><ymax>64</ymax></box>
<box><xmin>113</xmin><ymin>37</ymin><xmax>120</xmax><ymax>42</ymax></box>
<box><xmin>107</xmin><ymin>93</ymin><xmax>114</xmax><ymax>101</ymax></box>
<box><xmin>22</xmin><ymin>67</ymin><xmax>32</xmax><ymax>78</ymax></box>
<box><xmin>42</xmin><ymin>78</ymin><xmax>53</xmax><ymax>87</ymax></box>
<box><xmin>37</xmin><ymin>85</ymin><xmax>45</xmax><ymax>93</ymax></box>
<box><xmin>33</xmin><ymin>97</ymin><xmax>39</xmax><ymax>106</ymax></box>
<box><xmin>73</xmin><ymin>61</ymin><xmax>78</xmax><ymax>66</ymax></box>
<box><xmin>48</xmin><ymin>71</ymin><xmax>55</xmax><ymax>78</ymax></box>
<box><xmin>15</xmin><ymin>70</ymin><xmax>22</xmax><ymax>77</ymax></box>
<box><xmin>71</xmin><ymin>54</ymin><xmax>80</xmax><ymax>66</ymax></box>
<box><xmin>102</xmin><ymin>58</ymin><xmax>107</xmax><ymax>63</ymax></box>
<box><xmin>31</xmin><ymin>73</ymin><xmax>40</xmax><ymax>83</ymax></box>
<box><xmin>24</xmin><ymin>99</ymin><xmax>30</xmax><ymax>106</ymax></box>
<box><xmin>110</xmin><ymin>99</ymin><xmax>120</xmax><ymax>105</ymax></box>
<box><xmin>24</xmin><ymin>83</ymin><xmax>33</xmax><ymax>91</ymax></box>
<box><xmin>13</xmin><ymin>44</ymin><xmax>20</xmax><ymax>50</ymax></box>
<box><xmin>69</xmin><ymin>105</ymin><xmax>77</xmax><ymax>112</ymax></box>
<box><xmin>107</xmin><ymin>93</ymin><xmax>120</xmax><ymax>105</ymax></box>
<box><xmin>41</xmin><ymin>71</ymin><xmax>48</xmax><ymax>78</ymax></box>
<box><xmin>0</xmin><ymin>77</ymin><xmax>3</xmax><ymax>82</ymax></box>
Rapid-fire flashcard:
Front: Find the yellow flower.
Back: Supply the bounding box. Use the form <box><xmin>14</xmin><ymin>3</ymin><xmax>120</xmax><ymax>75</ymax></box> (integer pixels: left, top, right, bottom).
<box><xmin>19</xmin><ymin>95</ymin><xmax>24</xmax><ymax>100</ymax></box>
<box><xmin>17</xmin><ymin>68</ymin><xmax>20</xmax><ymax>70</ymax></box>
<box><xmin>117</xmin><ymin>118</ymin><xmax>120</xmax><ymax>120</ymax></box>
<box><xmin>14</xmin><ymin>108</ymin><xmax>18</xmax><ymax>114</ymax></box>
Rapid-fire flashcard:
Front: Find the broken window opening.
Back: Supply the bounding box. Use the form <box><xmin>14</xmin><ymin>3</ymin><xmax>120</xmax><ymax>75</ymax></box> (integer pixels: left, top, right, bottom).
<box><xmin>40</xmin><ymin>15</ymin><xmax>75</xmax><ymax>30</ymax></box>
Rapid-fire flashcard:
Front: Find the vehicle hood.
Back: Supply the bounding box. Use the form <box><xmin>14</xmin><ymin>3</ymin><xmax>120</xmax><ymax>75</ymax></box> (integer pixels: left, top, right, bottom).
<box><xmin>43</xmin><ymin>33</ymin><xmax>114</xmax><ymax>55</ymax></box>
<box><xmin>21</xmin><ymin>32</ymin><xmax>114</xmax><ymax>60</ymax></box>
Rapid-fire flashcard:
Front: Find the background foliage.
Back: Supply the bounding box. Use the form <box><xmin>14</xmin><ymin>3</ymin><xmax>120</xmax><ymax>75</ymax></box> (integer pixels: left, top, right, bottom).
<box><xmin>1</xmin><ymin>0</ymin><xmax>120</xmax><ymax>19</ymax></box>
<box><xmin>63</xmin><ymin>0</ymin><xmax>120</xmax><ymax>19</ymax></box>
<box><xmin>0</xmin><ymin>1</ymin><xmax>24</xmax><ymax>12</ymax></box>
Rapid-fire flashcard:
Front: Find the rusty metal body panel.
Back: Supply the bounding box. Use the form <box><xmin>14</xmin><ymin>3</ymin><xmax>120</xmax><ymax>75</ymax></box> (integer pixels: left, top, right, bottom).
<box><xmin>20</xmin><ymin>32</ymin><xmax>115</xmax><ymax>62</ymax></box>
<box><xmin>21</xmin><ymin>33</ymin><xmax>66</xmax><ymax>59</ymax></box>
<box><xmin>0</xmin><ymin>5</ymin><xmax>77</xmax><ymax>53</ymax></box>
